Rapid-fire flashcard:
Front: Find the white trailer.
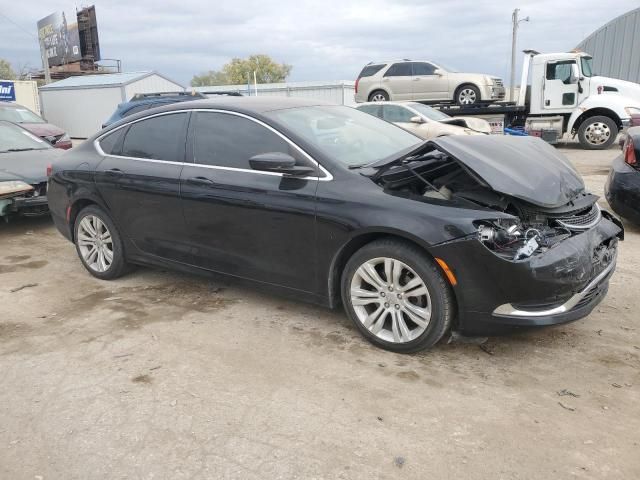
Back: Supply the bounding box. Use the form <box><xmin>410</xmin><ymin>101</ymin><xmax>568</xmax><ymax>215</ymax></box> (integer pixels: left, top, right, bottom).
<box><xmin>0</xmin><ymin>79</ymin><xmax>41</xmax><ymax>114</ymax></box>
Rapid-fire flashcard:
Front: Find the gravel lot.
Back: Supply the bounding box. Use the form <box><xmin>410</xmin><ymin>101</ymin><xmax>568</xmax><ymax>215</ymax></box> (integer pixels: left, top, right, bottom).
<box><xmin>1</xmin><ymin>143</ymin><xmax>639</xmax><ymax>479</ymax></box>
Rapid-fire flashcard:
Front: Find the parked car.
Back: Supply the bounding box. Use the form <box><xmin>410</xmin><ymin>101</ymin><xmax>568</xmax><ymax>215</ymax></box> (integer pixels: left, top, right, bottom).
<box><xmin>0</xmin><ymin>103</ymin><xmax>72</xmax><ymax>149</ymax></box>
<box><xmin>0</xmin><ymin>121</ymin><xmax>62</xmax><ymax>219</ymax></box>
<box><xmin>354</xmin><ymin>60</ymin><xmax>505</xmax><ymax>105</ymax></box>
<box><xmin>102</xmin><ymin>91</ymin><xmax>207</xmax><ymax>128</ymax></box>
<box><xmin>48</xmin><ymin>97</ymin><xmax>622</xmax><ymax>353</ymax></box>
<box><xmin>355</xmin><ymin>101</ymin><xmax>491</xmax><ymax>139</ymax></box>
<box><xmin>605</xmin><ymin>127</ymin><xmax>640</xmax><ymax>225</ymax></box>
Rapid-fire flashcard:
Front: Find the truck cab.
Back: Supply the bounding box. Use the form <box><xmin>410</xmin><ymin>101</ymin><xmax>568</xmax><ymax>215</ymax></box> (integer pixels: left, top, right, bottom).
<box><xmin>520</xmin><ymin>50</ymin><xmax>640</xmax><ymax>148</ymax></box>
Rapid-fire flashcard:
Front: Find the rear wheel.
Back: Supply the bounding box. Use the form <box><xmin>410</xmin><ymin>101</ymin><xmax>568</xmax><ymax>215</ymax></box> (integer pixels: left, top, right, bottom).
<box><xmin>74</xmin><ymin>205</ymin><xmax>130</xmax><ymax>280</ymax></box>
<box><xmin>368</xmin><ymin>90</ymin><xmax>389</xmax><ymax>102</ymax></box>
<box><xmin>341</xmin><ymin>239</ymin><xmax>454</xmax><ymax>353</ymax></box>
<box><xmin>577</xmin><ymin>115</ymin><xmax>618</xmax><ymax>150</ymax></box>
<box><xmin>455</xmin><ymin>84</ymin><xmax>480</xmax><ymax>105</ymax></box>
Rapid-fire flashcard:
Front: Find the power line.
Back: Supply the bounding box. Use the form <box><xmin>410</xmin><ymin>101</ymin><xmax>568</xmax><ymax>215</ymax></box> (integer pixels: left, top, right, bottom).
<box><xmin>0</xmin><ymin>12</ymin><xmax>37</xmax><ymax>39</ymax></box>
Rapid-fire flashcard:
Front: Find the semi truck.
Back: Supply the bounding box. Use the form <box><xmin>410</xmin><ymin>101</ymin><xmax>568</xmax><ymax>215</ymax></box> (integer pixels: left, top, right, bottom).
<box><xmin>436</xmin><ymin>50</ymin><xmax>640</xmax><ymax>149</ymax></box>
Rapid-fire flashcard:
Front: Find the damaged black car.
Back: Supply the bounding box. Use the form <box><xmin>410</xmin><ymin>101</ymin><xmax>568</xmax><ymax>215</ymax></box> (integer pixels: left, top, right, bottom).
<box><xmin>47</xmin><ymin>98</ymin><xmax>623</xmax><ymax>353</ymax></box>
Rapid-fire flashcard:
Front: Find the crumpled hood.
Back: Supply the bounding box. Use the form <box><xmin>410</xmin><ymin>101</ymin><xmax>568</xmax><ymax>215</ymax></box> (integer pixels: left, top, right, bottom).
<box><xmin>438</xmin><ymin>116</ymin><xmax>492</xmax><ymax>133</ymax></box>
<box><xmin>589</xmin><ymin>76</ymin><xmax>640</xmax><ymax>103</ymax></box>
<box><xmin>431</xmin><ymin>135</ymin><xmax>585</xmax><ymax>208</ymax></box>
<box><xmin>0</xmin><ymin>148</ymin><xmax>63</xmax><ymax>184</ymax></box>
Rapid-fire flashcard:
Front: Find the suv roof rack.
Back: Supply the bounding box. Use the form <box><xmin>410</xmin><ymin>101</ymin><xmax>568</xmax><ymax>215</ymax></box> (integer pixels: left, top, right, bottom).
<box><xmin>130</xmin><ymin>91</ymin><xmax>205</xmax><ymax>101</ymax></box>
<box><xmin>199</xmin><ymin>91</ymin><xmax>244</xmax><ymax>96</ymax></box>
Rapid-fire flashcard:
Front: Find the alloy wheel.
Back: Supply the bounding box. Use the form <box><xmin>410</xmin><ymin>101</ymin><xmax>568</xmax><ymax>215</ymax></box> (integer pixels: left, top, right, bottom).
<box><xmin>77</xmin><ymin>215</ymin><xmax>114</xmax><ymax>273</ymax></box>
<box><xmin>584</xmin><ymin>122</ymin><xmax>611</xmax><ymax>146</ymax></box>
<box><xmin>458</xmin><ymin>88</ymin><xmax>477</xmax><ymax>105</ymax></box>
<box><xmin>349</xmin><ymin>257</ymin><xmax>432</xmax><ymax>343</ymax></box>
<box><xmin>371</xmin><ymin>93</ymin><xmax>387</xmax><ymax>102</ymax></box>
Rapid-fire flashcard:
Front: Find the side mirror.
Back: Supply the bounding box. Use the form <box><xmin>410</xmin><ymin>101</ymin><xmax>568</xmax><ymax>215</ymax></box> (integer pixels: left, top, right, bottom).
<box><xmin>249</xmin><ymin>152</ymin><xmax>315</xmax><ymax>177</ymax></box>
<box><xmin>410</xmin><ymin>115</ymin><xmax>425</xmax><ymax>124</ymax></box>
<box><xmin>570</xmin><ymin>64</ymin><xmax>580</xmax><ymax>84</ymax></box>
<box><xmin>433</xmin><ymin>69</ymin><xmax>444</xmax><ymax>76</ymax></box>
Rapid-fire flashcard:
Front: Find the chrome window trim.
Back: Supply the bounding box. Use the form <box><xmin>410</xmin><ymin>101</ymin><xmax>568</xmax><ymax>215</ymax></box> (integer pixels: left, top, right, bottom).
<box><xmin>94</xmin><ymin>108</ymin><xmax>333</xmax><ymax>181</ymax></box>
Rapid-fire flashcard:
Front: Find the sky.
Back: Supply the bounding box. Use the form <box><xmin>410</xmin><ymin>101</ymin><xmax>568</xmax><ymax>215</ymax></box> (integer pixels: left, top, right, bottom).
<box><xmin>1</xmin><ymin>0</ymin><xmax>638</xmax><ymax>86</ymax></box>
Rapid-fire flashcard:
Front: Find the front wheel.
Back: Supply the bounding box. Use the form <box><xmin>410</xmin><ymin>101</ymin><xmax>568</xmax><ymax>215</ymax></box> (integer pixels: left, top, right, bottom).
<box><xmin>74</xmin><ymin>205</ymin><xmax>130</xmax><ymax>280</ymax></box>
<box><xmin>341</xmin><ymin>239</ymin><xmax>454</xmax><ymax>353</ymax></box>
<box><xmin>577</xmin><ymin>115</ymin><xmax>618</xmax><ymax>150</ymax></box>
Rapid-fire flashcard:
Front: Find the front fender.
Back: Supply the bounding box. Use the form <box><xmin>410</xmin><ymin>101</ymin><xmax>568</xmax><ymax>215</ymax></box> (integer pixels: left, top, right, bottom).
<box><xmin>567</xmin><ymin>95</ymin><xmax>632</xmax><ymax>132</ymax></box>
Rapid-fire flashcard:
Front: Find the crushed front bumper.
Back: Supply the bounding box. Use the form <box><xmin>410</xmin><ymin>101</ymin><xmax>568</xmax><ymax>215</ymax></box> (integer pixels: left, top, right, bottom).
<box><xmin>429</xmin><ymin>215</ymin><xmax>623</xmax><ymax>335</ymax></box>
<box><xmin>605</xmin><ymin>154</ymin><xmax>640</xmax><ymax>225</ymax></box>
<box><xmin>0</xmin><ymin>194</ymin><xmax>49</xmax><ymax>218</ymax></box>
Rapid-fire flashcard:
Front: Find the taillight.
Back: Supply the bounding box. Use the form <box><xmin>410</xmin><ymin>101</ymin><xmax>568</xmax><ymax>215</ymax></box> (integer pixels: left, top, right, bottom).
<box><xmin>355</xmin><ymin>77</ymin><xmax>360</xmax><ymax>94</ymax></box>
<box><xmin>46</xmin><ymin>164</ymin><xmax>53</xmax><ymax>177</ymax></box>
<box><xmin>624</xmin><ymin>137</ymin><xmax>637</xmax><ymax>166</ymax></box>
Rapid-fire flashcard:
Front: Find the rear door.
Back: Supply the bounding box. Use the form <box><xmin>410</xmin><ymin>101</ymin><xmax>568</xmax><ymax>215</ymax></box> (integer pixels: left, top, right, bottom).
<box><xmin>180</xmin><ymin>110</ymin><xmax>321</xmax><ymax>292</ymax></box>
<box><xmin>411</xmin><ymin>62</ymin><xmax>449</xmax><ymax>101</ymax></box>
<box><xmin>382</xmin><ymin>63</ymin><xmax>414</xmax><ymax>100</ymax></box>
<box><xmin>94</xmin><ymin>112</ymin><xmax>191</xmax><ymax>262</ymax></box>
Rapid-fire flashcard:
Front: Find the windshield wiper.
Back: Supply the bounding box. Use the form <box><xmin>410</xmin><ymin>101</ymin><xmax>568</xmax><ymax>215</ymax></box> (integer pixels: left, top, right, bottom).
<box><xmin>6</xmin><ymin>148</ymin><xmax>40</xmax><ymax>152</ymax></box>
<box><xmin>348</xmin><ymin>163</ymin><xmax>369</xmax><ymax>169</ymax></box>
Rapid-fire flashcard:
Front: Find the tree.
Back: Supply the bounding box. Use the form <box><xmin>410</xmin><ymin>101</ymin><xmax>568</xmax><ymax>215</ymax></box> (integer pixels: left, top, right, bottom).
<box><xmin>0</xmin><ymin>59</ymin><xmax>16</xmax><ymax>80</ymax></box>
<box><xmin>190</xmin><ymin>54</ymin><xmax>292</xmax><ymax>87</ymax></box>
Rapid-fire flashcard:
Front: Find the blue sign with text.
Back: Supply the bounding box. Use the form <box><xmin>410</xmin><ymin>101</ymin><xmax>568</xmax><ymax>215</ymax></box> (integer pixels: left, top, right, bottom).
<box><xmin>0</xmin><ymin>81</ymin><xmax>16</xmax><ymax>101</ymax></box>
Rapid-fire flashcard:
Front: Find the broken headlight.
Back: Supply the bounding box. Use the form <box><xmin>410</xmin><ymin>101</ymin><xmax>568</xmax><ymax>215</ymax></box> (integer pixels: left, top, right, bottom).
<box><xmin>0</xmin><ymin>180</ymin><xmax>34</xmax><ymax>197</ymax></box>
<box><xmin>474</xmin><ymin>219</ymin><xmax>544</xmax><ymax>261</ymax></box>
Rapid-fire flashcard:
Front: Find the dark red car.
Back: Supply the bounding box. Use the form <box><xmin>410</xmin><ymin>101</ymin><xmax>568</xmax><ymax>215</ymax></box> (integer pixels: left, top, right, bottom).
<box><xmin>0</xmin><ymin>103</ymin><xmax>72</xmax><ymax>149</ymax></box>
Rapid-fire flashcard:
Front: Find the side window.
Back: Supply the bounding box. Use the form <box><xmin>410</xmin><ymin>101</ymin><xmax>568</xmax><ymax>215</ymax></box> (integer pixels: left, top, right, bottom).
<box><xmin>357</xmin><ymin>105</ymin><xmax>382</xmax><ymax>118</ymax></box>
<box><xmin>546</xmin><ymin>61</ymin><xmax>576</xmax><ymax>84</ymax></box>
<box><xmin>382</xmin><ymin>105</ymin><xmax>415</xmax><ymax>123</ymax></box>
<box><xmin>358</xmin><ymin>64</ymin><xmax>385</xmax><ymax>78</ymax></box>
<box><xmin>384</xmin><ymin>63</ymin><xmax>412</xmax><ymax>77</ymax></box>
<box><xmin>412</xmin><ymin>62</ymin><xmax>436</xmax><ymax>76</ymax></box>
<box><xmin>99</xmin><ymin>128</ymin><xmax>126</xmax><ymax>155</ymax></box>
<box><xmin>121</xmin><ymin>112</ymin><xmax>189</xmax><ymax>162</ymax></box>
<box><xmin>192</xmin><ymin>112</ymin><xmax>317</xmax><ymax>172</ymax></box>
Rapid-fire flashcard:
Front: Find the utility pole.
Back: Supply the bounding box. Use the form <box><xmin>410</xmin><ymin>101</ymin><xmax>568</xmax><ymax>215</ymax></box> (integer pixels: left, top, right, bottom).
<box><xmin>510</xmin><ymin>8</ymin><xmax>529</xmax><ymax>102</ymax></box>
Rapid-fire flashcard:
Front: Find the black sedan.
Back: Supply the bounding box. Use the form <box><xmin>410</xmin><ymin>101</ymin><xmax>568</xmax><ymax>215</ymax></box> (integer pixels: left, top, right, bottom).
<box><xmin>48</xmin><ymin>98</ymin><xmax>623</xmax><ymax>353</ymax></box>
<box><xmin>605</xmin><ymin>127</ymin><xmax>640</xmax><ymax>225</ymax></box>
<box><xmin>1</xmin><ymin>120</ymin><xmax>62</xmax><ymax>219</ymax></box>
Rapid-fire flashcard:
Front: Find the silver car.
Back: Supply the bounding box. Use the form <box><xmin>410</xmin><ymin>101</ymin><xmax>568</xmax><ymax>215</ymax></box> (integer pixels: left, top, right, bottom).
<box><xmin>354</xmin><ymin>60</ymin><xmax>505</xmax><ymax>105</ymax></box>
<box><xmin>355</xmin><ymin>101</ymin><xmax>492</xmax><ymax>140</ymax></box>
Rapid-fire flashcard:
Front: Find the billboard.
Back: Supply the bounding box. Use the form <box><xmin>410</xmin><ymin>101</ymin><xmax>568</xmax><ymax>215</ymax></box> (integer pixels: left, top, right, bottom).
<box><xmin>77</xmin><ymin>6</ymin><xmax>101</xmax><ymax>62</ymax></box>
<box><xmin>0</xmin><ymin>81</ymin><xmax>16</xmax><ymax>101</ymax></box>
<box><xmin>37</xmin><ymin>11</ymin><xmax>82</xmax><ymax>67</ymax></box>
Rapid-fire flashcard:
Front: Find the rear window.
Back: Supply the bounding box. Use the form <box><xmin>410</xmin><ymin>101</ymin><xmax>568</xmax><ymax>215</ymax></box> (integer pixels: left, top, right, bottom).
<box><xmin>358</xmin><ymin>64</ymin><xmax>385</xmax><ymax>78</ymax></box>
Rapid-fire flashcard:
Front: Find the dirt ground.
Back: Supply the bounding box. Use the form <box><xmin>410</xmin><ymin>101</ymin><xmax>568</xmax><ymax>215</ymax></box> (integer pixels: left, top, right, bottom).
<box><xmin>1</xmin><ymin>143</ymin><xmax>639</xmax><ymax>480</ymax></box>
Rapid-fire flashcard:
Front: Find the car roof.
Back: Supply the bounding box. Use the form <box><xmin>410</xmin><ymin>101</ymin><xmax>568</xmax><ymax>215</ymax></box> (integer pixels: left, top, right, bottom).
<box><xmin>138</xmin><ymin>96</ymin><xmax>334</xmax><ymax>115</ymax></box>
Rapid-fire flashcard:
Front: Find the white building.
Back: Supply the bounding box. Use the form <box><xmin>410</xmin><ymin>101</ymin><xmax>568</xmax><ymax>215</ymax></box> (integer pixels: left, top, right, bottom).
<box><xmin>195</xmin><ymin>80</ymin><xmax>356</xmax><ymax>106</ymax></box>
<box><xmin>39</xmin><ymin>71</ymin><xmax>184</xmax><ymax>138</ymax></box>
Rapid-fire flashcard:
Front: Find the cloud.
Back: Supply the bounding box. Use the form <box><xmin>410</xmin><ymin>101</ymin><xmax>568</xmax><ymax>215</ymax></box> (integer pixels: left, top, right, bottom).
<box><xmin>1</xmin><ymin>0</ymin><xmax>638</xmax><ymax>85</ymax></box>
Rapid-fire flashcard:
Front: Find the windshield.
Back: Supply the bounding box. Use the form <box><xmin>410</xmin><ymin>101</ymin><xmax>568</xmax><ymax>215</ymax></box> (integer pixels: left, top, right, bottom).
<box><xmin>408</xmin><ymin>103</ymin><xmax>451</xmax><ymax>121</ymax></box>
<box><xmin>581</xmin><ymin>56</ymin><xmax>593</xmax><ymax>77</ymax></box>
<box><xmin>0</xmin><ymin>121</ymin><xmax>50</xmax><ymax>153</ymax></box>
<box><xmin>266</xmin><ymin>106</ymin><xmax>421</xmax><ymax>167</ymax></box>
<box><xmin>0</xmin><ymin>105</ymin><xmax>45</xmax><ymax>123</ymax></box>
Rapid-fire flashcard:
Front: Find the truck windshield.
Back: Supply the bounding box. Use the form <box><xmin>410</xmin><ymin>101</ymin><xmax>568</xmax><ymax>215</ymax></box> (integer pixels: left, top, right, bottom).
<box><xmin>581</xmin><ymin>57</ymin><xmax>594</xmax><ymax>77</ymax></box>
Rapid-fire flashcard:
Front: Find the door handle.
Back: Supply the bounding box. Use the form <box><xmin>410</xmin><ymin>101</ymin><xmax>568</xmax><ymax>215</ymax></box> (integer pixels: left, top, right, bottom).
<box><xmin>105</xmin><ymin>168</ymin><xmax>124</xmax><ymax>176</ymax></box>
<box><xmin>186</xmin><ymin>176</ymin><xmax>215</xmax><ymax>185</ymax></box>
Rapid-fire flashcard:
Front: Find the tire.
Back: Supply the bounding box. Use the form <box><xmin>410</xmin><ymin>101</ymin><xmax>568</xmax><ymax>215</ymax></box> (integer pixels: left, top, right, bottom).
<box><xmin>455</xmin><ymin>84</ymin><xmax>480</xmax><ymax>105</ymax></box>
<box><xmin>577</xmin><ymin>115</ymin><xmax>618</xmax><ymax>150</ymax></box>
<box><xmin>341</xmin><ymin>238</ymin><xmax>454</xmax><ymax>353</ymax></box>
<box><xmin>74</xmin><ymin>205</ymin><xmax>130</xmax><ymax>280</ymax></box>
<box><xmin>368</xmin><ymin>90</ymin><xmax>389</xmax><ymax>102</ymax></box>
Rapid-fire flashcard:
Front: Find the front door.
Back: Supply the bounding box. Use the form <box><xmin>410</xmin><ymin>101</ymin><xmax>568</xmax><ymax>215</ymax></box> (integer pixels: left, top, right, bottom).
<box><xmin>180</xmin><ymin>111</ymin><xmax>321</xmax><ymax>293</ymax></box>
<box><xmin>94</xmin><ymin>112</ymin><xmax>191</xmax><ymax>263</ymax></box>
<box><xmin>382</xmin><ymin>63</ymin><xmax>414</xmax><ymax>100</ymax></box>
<box><xmin>543</xmin><ymin>60</ymin><xmax>579</xmax><ymax>110</ymax></box>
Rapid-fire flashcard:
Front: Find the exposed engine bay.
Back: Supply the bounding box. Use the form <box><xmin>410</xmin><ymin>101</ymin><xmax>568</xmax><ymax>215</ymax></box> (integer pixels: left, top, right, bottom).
<box><xmin>374</xmin><ymin>149</ymin><xmax>604</xmax><ymax>261</ymax></box>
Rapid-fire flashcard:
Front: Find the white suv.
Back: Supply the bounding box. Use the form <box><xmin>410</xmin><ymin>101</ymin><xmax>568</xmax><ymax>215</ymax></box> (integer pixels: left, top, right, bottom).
<box><xmin>354</xmin><ymin>60</ymin><xmax>505</xmax><ymax>105</ymax></box>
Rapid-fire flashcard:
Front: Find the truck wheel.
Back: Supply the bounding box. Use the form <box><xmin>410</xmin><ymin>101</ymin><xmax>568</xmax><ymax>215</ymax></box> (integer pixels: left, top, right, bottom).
<box><xmin>368</xmin><ymin>90</ymin><xmax>389</xmax><ymax>102</ymax></box>
<box><xmin>455</xmin><ymin>85</ymin><xmax>480</xmax><ymax>105</ymax></box>
<box><xmin>577</xmin><ymin>116</ymin><xmax>618</xmax><ymax>150</ymax></box>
